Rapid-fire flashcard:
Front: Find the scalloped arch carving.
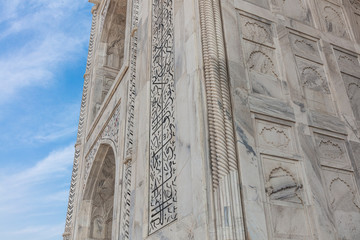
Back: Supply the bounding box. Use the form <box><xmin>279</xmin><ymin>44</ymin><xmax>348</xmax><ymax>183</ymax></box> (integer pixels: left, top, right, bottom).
<box><xmin>248</xmin><ymin>51</ymin><xmax>279</xmax><ymax>78</ymax></box>
<box><xmin>244</xmin><ymin>21</ymin><xmax>272</xmax><ymax>43</ymax></box>
<box><xmin>301</xmin><ymin>66</ymin><xmax>330</xmax><ymax>93</ymax></box>
<box><xmin>266</xmin><ymin>167</ymin><xmax>303</xmax><ymax>204</ymax></box>
<box><xmin>330</xmin><ymin>177</ymin><xmax>360</xmax><ymax>211</ymax></box>
<box><xmin>260</xmin><ymin>126</ymin><xmax>290</xmax><ymax>148</ymax></box>
<box><xmin>319</xmin><ymin>139</ymin><xmax>344</xmax><ymax>159</ymax></box>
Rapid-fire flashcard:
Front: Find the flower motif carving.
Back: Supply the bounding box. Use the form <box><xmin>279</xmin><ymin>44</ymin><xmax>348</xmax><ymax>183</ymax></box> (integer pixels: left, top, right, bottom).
<box><xmin>301</xmin><ymin>66</ymin><xmax>330</xmax><ymax>94</ymax></box>
<box><xmin>260</xmin><ymin>126</ymin><xmax>291</xmax><ymax>149</ymax></box>
<box><xmin>318</xmin><ymin>140</ymin><xmax>343</xmax><ymax>160</ymax></box>
<box><xmin>329</xmin><ymin>177</ymin><xmax>360</xmax><ymax>211</ymax></box>
<box><xmin>266</xmin><ymin>167</ymin><xmax>303</xmax><ymax>204</ymax></box>
<box><xmin>243</xmin><ymin>21</ymin><xmax>272</xmax><ymax>44</ymax></box>
<box><xmin>248</xmin><ymin>51</ymin><xmax>279</xmax><ymax>79</ymax></box>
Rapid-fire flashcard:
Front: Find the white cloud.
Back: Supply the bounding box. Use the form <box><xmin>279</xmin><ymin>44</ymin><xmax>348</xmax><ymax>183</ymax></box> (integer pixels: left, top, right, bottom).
<box><xmin>0</xmin><ymin>0</ymin><xmax>91</xmax><ymax>104</ymax></box>
<box><xmin>0</xmin><ymin>144</ymin><xmax>74</xmax><ymax>188</ymax></box>
<box><xmin>33</xmin><ymin>126</ymin><xmax>77</xmax><ymax>142</ymax></box>
<box><xmin>6</xmin><ymin>223</ymin><xmax>65</xmax><ymax>240</ymax></box>
<box><xmin>0</xmin><ymin>144</ymin><xmax>74</xmax><ymax>213</ymax></box>
<box><xmin>0</xmin><ymin>144</ymin><xmax>75</xmax><ymax>240</ymax></box>
<box><xmin>26</xmin><ymin>103</ymin><xmax>80</xmax><ymax>144</ymax></box>
<box><xmin>0</xmin><ymin>34</ymin><xmax>85</xmax><ymax>102</ymax></box>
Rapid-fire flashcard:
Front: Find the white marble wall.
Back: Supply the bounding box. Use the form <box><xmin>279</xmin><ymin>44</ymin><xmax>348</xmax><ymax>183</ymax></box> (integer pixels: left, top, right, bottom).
<box><xmin>223</xmin><ymin>0</ymin><xmax>360</xmax><ymax>239</ymax></box>
<box><xmin>64</xmin><ymin>0</ymin><xmax>360</xmax><ymax>239</ymax></box>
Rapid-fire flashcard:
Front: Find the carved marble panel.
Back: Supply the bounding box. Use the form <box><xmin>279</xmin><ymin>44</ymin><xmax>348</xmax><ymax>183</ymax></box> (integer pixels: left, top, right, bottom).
<box><xmin>84</xmin><ymin>103</ymin><xmax>121</xmax><ymax>187</ymax></box>
<box><xmin>289</xmin><ymin>33</ymin><xmax>321</xmax><ymax>63</ymax></box>
<box><xmin>244</xmin><ymin>41</ymin><xmax>283</xmax><ymax>99</ymax></box>
<box><xmin>319</xmin><ymin>0</ymin><xmax>350</xmax><ymax>39</ymax></box>
<box><xmin>342</xmin><ymin>73</ymin><xmax>360</xmax><ymax>120</ymax></box>
<box><xmin>322</xmin><ymin>167</ymin><xmax>360</xmax><ymax>239</ymax></box>
<box><xmin>261</xmin><ymin>155</ymin><xmax>311</xmax><ymax>239</ymax></box>
<box><xmin>295</xmin><ymin>57</ymin><xmax>335</xmax><ymax>114</ymax></box>
<box><xmin>239</xmin><ymin>15</ymin><xmax>274</xmax><ymax>47</ymax></box>
<box><xmin>295</xmin><ymin>57</ymin><xmax>330</xmax><ymax>94</ymax></box>
<box><xmin>271</xmin><ymin>0</ymin><xmax>312</xmax><ymax>25</ymax></box>
<box><xmin>314</xmin><ymin>133</ymin><xmax>352</xmax><ymax>170</ymax></box>
<box><xmin>334</xmin><ymin>49</ymin><xmax>360</xmax><ymax>77</ymax></box>
<box><xmin>256</xmin><ymin>119</ymin><xmax>296</xmax><ymax>153</ymax></box>
<box><xmin>245</xmin><ymin>42</ymin><xmax>279</xmax><ymax>78</ymax></box>
<box><xmin>149</xmin><ymin>0</ymin><xmax>177</xmax><ymax>234</ymax></box>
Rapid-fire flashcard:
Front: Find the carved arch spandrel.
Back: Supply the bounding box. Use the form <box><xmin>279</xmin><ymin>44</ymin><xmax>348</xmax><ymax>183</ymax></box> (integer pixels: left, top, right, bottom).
<box><xmin>84</xmin><ymin>101</ymin><xmax>121</xmax><ymax>188</ymax></box>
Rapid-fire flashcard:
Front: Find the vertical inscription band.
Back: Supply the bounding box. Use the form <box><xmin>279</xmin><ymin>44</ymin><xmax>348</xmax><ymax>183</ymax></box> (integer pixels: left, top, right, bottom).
<box><xmin>149</xmin><ymin>0</ymin><xmax>177</xmax><ymax>234</ymax></box>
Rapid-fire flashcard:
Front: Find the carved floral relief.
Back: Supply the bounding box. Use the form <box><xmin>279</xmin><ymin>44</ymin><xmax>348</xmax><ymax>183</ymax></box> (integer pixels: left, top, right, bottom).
<box><xmin>320</xmin><ymin>1</ymin><xmax>349</xmax><ymax>39</ymax></box>
<box><xmin>256</xmin><ymin>119</ymin><xmax>295</xmax><ymax>153</ymax></box>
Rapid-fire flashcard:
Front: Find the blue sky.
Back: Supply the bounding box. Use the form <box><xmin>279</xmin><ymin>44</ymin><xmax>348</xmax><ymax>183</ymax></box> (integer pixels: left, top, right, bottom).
<box><xmin>0</xmin><ymin>1</ymin><xmax>93</xmax><ymax>239</ymax></box>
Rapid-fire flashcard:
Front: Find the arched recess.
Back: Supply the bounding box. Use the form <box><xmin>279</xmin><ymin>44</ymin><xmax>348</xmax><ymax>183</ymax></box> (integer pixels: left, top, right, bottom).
<box><xmin>88</xmin><ymin>0</ymin><xmax>129</xmax><ymax>124</ymax></box>
<box><xmin>100</xmin><ymin>0</ymin><xmax>128</xmax><ymax>70</ymax></box>
<box><xmin>77</xmin><ymin>144</ymin><xmax>116</xmax><ymax>240</ymax></box>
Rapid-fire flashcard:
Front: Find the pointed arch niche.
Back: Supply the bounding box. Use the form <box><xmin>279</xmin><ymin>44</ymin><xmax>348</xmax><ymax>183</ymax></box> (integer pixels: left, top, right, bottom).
<box><xmin>88</xmin><ymin>0</ymin><xmax>130</xmax><ymax>124</ymax></box>
<box><xmin>78</xmin><ymin>144</ymin><xmax>116</xmax><ymax>240</ymax></box>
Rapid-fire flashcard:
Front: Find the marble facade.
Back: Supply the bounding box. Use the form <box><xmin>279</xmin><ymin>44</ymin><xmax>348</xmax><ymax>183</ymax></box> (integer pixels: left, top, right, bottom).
<box><xmin>63</xmin><ymin>0</ymin><xmax>360</xmax><ymax>239</ymax></box>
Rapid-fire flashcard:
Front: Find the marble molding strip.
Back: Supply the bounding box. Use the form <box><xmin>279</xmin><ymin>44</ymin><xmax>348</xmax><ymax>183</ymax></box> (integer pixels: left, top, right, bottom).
<box><xmin>124</xmin><ymin>0</ymin><xmax>139</xmax><ymax>159</ymax></box>
<box><xmin>119</xmin><ymin>0</ymin><xmax>140</xmax><ymax>239</ymax></box>
<box><xmin>62</xmin><ymin>5</ymin><xmax>99</xmax><ymax>240</ymax></box>
<box><xmin>199</xmin><ymin>0</ymin><xmax>245</xmax><ymax>239</ymax></box>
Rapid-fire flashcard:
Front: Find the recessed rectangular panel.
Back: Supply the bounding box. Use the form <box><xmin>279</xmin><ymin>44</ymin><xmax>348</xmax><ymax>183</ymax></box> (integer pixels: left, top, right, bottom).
<box><xmin>261</xmin><ymin>155</ymin><xmax>312</xmax><ymax>239</ymax></box>
<box><xmin>334</xmin><ymin>49</ymin><xmax>360</xmax><ymax>77</ymax></box>
<box><xmin>271</xmin><ymin>0</ymin><xmax>312</xmax><ymax>25</ymax></box>
<box><xmin>318</xmin><ymin>0</ymin><xmax>350</xmax><ymax>39</ymax></box>
<box><xmin>322</xmin><ymin>168</ymin><xmax>360</xmax><ymax>239</ymax></box>
<box><xmin>239</xmin><ymin>14</ymin><xmax>274</xmax><ymax>47</ymax></box>
<box><xmin>289</xmin><ymin>34</ymin><xmax>321</xmax><ymax>63</ymax></box>
<box><xmin>314</xmin><ymin>133</ymin><xmax>352</xmax><ymax>170</ymax></box>
<box><xmin>342</xmin><ymin>73</ymin><xmax>360</xmax><ymax>120</ymax></box>
<box><xmin>256</xmin><ymin>119</ymin><xmax>296</xmax><ymax>153</ymax></box>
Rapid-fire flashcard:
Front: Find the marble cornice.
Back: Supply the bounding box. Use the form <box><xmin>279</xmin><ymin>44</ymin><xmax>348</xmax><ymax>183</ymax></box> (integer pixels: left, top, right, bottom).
<box><xmin>88</xmin><ymin>0</ymin><xmax>101</xmax><ymax>5</ymax></box>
